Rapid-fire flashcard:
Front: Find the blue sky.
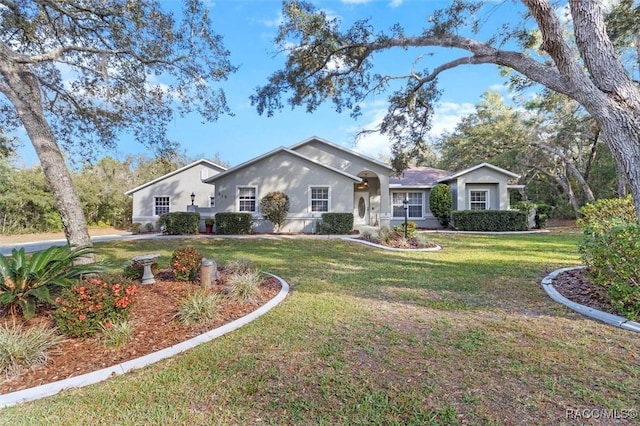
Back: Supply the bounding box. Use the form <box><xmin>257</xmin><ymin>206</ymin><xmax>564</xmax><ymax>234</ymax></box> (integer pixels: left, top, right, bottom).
<box><xmin>14</xmin><ymin>0</ymin><xmax>522</xmax><ymax>169</ymax></box>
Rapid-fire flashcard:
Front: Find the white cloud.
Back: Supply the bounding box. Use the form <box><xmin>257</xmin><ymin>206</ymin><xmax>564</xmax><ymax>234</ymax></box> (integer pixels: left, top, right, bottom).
<box><xmin>388</xmin><ymin>0</ymin><xmax>403</xmax><ymax>8</ymax></box>
<box><xmin>488</xmin><ymin>83</ymin><xmax>507</xmax><ymax>93</ymax></box>
<box><xmin>350</xmin><ymin>100</ymin><xmax>475</xmax><ymax>159</ymax></box>
<box><xmin>429</xmin><ymin>101</ymin><xmax>475</xmax><ymax>137</ymax></box>
<box><xmin>341</xmin><ymin>0</ymin><xmax>371</xmax><ymax>4</ymax></box>
<box><xmin>257</xmin><ymin>11</ymin><xmax>283</xmax><ymax>28</ymax></box>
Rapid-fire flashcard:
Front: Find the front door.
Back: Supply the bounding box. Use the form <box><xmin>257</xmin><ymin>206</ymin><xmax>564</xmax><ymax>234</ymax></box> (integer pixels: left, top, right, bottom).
<box><xmin>354</xmin><ymin>191</ymin><xmax>369</xmax><ymax>225</ymax></box>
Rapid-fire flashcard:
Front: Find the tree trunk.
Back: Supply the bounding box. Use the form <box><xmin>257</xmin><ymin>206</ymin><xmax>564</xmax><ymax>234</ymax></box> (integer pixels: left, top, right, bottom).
<box><xmin>0</xmin><ymin>57</ymin><xmax>92</xmax><ymax>252</ymax></box>
<box><xmin>616</xmin><ymin>159</ymin><xmax>628</xmax><ymax>198</ymax></box>
<box><xmin>564</xmin><ymin>160</ymin><xmax>595</xmax><ymax>204</ymax></box>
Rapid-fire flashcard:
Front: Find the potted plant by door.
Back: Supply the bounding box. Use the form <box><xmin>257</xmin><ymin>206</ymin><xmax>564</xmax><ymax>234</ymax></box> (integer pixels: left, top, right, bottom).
<box><xmin>204</xmin><ymin>218</ymin><xmax>215</xmax><ymax>234</ymax></box>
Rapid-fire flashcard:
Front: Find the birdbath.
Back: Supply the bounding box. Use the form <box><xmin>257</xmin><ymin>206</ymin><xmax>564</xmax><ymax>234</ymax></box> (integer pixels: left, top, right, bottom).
<box><xmin>132</xmin><ymin>253</ymin><xmax>160</xmax><ymax>285</ymax></box>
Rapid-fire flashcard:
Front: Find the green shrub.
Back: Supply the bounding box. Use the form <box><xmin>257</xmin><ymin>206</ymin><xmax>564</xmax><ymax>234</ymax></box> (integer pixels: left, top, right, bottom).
<box><xmin>144</xmin><ymin>222</ymin><xmax>154</xmax><ymax>232</ymax></box>
<box><xmin>452</xmin><ymin>210</ymin><xmax>528</xmax><ymax>232</ymax></box>
<box><xmin>393</xmin><ymin>220</ymin><xmax>417</xmax><ymax>237</ymax></box>
<box><xmin>171</xmin><ymin>247</ymin><xmax>204</xmax><ymax>282</ymax></box>
<box><xmin>580</xmin><ymin>223</ymin><xmax>640</xmax><ymax>319</ymax></box>
<box><xmin>131</xmin><ymin>222</ymin><xmax>142</xmax><ymax>234</ymax></box>
<box><xmin>260</xmin><ymin>191</ymin><xmax>290</xmax><ymax>233</ymax></box>
<box><xmin>0</xmin><ymin>246</ymin><xmax>103</xmax><ymax>320</ymax></box>
<box><xmin>159</xmin><ymin>212</ymin><xmax>200</xmax><ymax>235</ymax></box>
<box><xmin>429</xmin><ymin>184</ymin><xmax>452</xmax><ymax>227</ymax></box>
<box><xmin>316</xmin><ymin>213</ymin><xmax>354</xmax><ymax>234</ymax></box>
<box><xmin>0</xmin><ymin>323</ymin><xmax>64</xmax><ymax>378</ymax></box>
<box><xmin>215</xmin><ymin>213</ymin><xmax>253</xmax><ymax>235</ymax></box>
<box><xmin>54</xmin><ymin>276</ymin><xmax>137</xmax><ymax>337</ymax></box>
<box><xmin>534</xmin><ymin>203</ymin><xmax>552</xmax><ymax>229</ymax></box>
<box><xmin>175</xmin><ymin>290</ymin><xmax>221</xmax><ymax>325</ymax></box>
<box><xmin>204</xmin><ymin>218</ymin><xmax>215</xmax><ymax>226</ymax></box>
<box><xmin>577</xmin><ymin>195</ymin><xmax>636</xmax><ymax>237</ymax></box>
<box><xmin>226</xmin><ymin>271</ymin><xmax>263</xmax><ymax>303</ymax></box>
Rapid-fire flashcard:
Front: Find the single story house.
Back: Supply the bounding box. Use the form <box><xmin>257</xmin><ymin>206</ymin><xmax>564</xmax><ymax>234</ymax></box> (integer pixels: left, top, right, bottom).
<box><xmin>125</xmin><ymin>159</ymin><xmax>227</xmax><ymax>227</ymax></box>
<box><xmin>126</xmin><ymin>136</ymin><xmax>523</xmax><ymax>232</ymax></box>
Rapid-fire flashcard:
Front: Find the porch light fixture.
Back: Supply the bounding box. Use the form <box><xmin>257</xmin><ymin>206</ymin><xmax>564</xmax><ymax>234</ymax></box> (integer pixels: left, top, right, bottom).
<box><xmin>402</xmin><ymin>198</ymin><xmax>409</xmax><ymax>239</ymax></box>
<box><xmin>363</xmin><ymin>178</ymin><xmax>368</xmax><ymax>188</ymax></box>
<box><xmin>190</xmin><ymin>192</ymin><xmax>195</xmax><ymax>205</ymax></box>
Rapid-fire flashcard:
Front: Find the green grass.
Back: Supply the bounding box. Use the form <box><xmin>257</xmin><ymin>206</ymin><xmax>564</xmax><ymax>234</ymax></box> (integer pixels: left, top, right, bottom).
<box><xmin>2</xmin><ymin>232</ymin><xmax>640</xmax><ymax>425</ymax></box>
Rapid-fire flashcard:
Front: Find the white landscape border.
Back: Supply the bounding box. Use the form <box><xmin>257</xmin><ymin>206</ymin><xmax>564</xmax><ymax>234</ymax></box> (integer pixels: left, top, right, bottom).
<box><xmin>341</xmin><ymin>237</ymin><xmax>442</xmax><ymax>252</ymax></box>
<box><xmin>0</xmin><ymin>273</ymin><xmax>290</xmax><ymax>408</ymax></box>
<box><xmin>541</xmin><ymin>266</ymin><xmax>640</xmax><ymax>333</ymax></box>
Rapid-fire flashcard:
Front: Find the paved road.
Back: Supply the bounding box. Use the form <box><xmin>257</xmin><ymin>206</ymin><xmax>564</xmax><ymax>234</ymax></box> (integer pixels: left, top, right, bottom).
<box><xmin>0</xmin><ymin>234</ymin><xmax>145</xmax><ymax>256</ymax></box>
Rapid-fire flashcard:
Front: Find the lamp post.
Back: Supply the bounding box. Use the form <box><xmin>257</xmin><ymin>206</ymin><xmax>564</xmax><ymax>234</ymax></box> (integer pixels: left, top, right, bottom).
<box><xmin>402</xmin><ymin>198</ymin><xmax>409</xmax><ymax>239</ymax></box>
<box><xmin>190</xmin><ymin>192</ymin><xmax>195</xmax><ymax>205</ymax></box>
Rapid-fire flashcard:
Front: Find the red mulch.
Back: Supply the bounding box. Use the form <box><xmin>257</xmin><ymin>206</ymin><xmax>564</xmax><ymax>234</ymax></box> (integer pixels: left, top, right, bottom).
<box><xmin>0</xmin><ymin>270</ymin><xmax>281</xmax><ymax>395</ymax></box>
<box><xmin>551</xmin><ymin>268</ymin><xmax>615</xmax><ymax>314</ymax></box>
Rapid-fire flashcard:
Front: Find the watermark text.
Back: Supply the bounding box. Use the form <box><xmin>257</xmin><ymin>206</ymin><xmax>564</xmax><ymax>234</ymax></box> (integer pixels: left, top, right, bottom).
<box><xmin>566</xmin><ymin>408</ymin><xmax>637</xmax><ymax>420</ymax></box>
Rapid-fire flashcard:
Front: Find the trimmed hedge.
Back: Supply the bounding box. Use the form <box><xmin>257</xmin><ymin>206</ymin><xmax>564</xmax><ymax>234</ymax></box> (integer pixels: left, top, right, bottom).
<box><xmin>159</xmin><ymin>212</ymin><xmax>199</xmax><ymax>235</ymax></box>
<box><xmin>215</xmin><ymin>212</ymin><xmax>253</xmax><ymax>235</ymax></box>
<box><xmin>317</xmin><ymin>213</ymin><xmax>354</xmax><ymax>234</ymax></box>
<box><xmin>452</xmin><ymin>210</ymin><xmax>527</xmax><ymax>232</ymax></box>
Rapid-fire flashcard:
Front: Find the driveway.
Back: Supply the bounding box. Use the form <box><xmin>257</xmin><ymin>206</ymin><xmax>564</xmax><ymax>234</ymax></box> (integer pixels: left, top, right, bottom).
<box><xmin>0</xmin><ymin>228</ymin><xmax>135</xmax><ymax>255</ymax></box>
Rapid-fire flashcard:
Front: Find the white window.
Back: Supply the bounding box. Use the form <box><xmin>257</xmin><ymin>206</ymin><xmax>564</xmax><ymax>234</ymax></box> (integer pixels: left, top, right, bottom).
<box><xmin>209</xmin><ymin>196</ymin><xmax>215</xmax><ymax>207</ymax></box>
<box><xmin>310</xmin><ymin>186</ymin><xmax>330</xmax><ymax>212</ymax></box>
<box><xmin>469</xmin><ymin>190</ymin><xmax>488</xmax><ymax>210</ymax></box>
<box><xmin>154</xmin><ymin>196</ymin><xmax>170</xmax><ymax>215</ymax></box>
<box><xmin>392</xmin><ymin>192</ymin><xmax>423</xmax><ymax>218</ymax></box>
<box><xmin>238</xmin><ymin>187</ymin><xmax>257</xmax><ymax>212</ymax></box>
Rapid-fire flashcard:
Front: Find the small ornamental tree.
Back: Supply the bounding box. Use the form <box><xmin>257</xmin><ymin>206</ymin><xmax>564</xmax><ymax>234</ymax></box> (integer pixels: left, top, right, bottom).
<box><xmin>260</xmin><ymin>191</ymin><xmax>290</xmax><ymax>233</ymax></box>
<box><xmin>429</xmin><ymin>184</ymin><xmax>452</xmax><ymax>228</ymax></box>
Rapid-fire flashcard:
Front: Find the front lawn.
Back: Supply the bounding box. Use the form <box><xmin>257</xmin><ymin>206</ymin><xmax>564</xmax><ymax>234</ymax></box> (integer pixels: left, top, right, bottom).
<box><xmin>2</xmin><ymin>233</ymin><xmax>639</xmax><ymax>425</ymax></box>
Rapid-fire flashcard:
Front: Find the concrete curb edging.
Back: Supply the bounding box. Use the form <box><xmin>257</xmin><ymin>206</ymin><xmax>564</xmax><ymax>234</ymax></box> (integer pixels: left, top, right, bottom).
<box><xmin>541</xmin><ymin>266</ymin><xmax>640</xmax><ymax>333</ymax></box>
<box><xmin>341</xmin><ymin>237</ymin><xmax>442</xmax><ymax>252</ymax></box>
<box><xmin>0</xmin><ymin>273</ymin><xmax>290</xmax><ymax>409</ymax></box>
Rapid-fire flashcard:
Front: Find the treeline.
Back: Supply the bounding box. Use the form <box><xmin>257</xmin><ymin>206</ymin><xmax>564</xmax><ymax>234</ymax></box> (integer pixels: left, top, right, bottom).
<box><xmin>0</xmin><ymin>154</ymin><xmax>213</xmax><ymax>234</ymax></box>
<box><xmin>424</xmin><ymin>91</ymin><xmax>624</xmax><ymax>219</ymax></box>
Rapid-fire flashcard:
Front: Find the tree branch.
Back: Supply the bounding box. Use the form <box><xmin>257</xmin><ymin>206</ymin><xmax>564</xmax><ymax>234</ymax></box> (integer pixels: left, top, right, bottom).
<box><xmin>331</xmin><ymin>33</ymin><xmax>573</xmax><ymax>97</ymax></box>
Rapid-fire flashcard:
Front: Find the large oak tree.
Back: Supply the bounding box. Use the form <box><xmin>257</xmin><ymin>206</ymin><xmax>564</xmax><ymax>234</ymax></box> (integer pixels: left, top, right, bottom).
<box><xmin>0</xmin><ymin>0</ymin><xmax>235</xmax><ymax>249</ymax></box>
<box><xmin>253</xmin><ymin>0</ymin><xmax>640</xmax><ymax>215</ymax></box>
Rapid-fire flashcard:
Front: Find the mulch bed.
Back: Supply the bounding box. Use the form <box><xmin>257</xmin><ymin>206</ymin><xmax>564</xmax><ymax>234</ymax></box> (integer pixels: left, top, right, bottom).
<box><xmin>550</xmin><ymin>267</ymin><xmax>615</xmax><ymax>314</ymax></box>
<box><xmin>0</xmin><ymin>270</ymin><xmax>281</xmax><ymax>395</ymax></box>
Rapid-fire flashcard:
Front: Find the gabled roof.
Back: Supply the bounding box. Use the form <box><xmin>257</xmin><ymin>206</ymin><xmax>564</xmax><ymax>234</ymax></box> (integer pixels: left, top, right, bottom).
<box><xmin>438</xmin><ymin>162</ymin><xmax>520</xmax><ymax>182</ymax></box>
<box><xmin>289</xmin><ymin>136</ymin><xmax>394</xmax><ymax>171</ymax></box>
<box><xmin>125</xmin><ymin>159</ymin><xmax>227</xmax><ymax>195</ymax></box>
<box><xmin>203</xmin><ymin>146</ymin><xmax>363</xmax><ymax>183</ymax></box>
<box><xmin>389</xmin><ymin>167</ymin><xmax>452</xmax><ymax>187</ymax></box>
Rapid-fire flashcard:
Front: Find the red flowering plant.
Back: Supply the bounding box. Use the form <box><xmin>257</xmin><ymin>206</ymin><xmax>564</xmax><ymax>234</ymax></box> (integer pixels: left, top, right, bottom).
<box><xmin>53</xmin><ymin>275</ymin><xmax>137</xmax><ymax>337</ymax></box>
<box><xmin>171</xmin><ymin>247</ymin><xmax>203</xmax><ymax>282</ymax></box>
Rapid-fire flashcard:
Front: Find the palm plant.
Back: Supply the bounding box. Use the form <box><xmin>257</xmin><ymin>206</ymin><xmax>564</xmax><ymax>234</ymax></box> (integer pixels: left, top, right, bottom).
<box><xmin>0</xmin><ymin>246</ymin><xmax>104</xmax><ymax>320</ymax></box>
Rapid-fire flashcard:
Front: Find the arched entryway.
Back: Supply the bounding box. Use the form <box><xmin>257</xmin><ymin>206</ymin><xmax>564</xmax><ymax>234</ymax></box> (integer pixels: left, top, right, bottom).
<box><xmin>353</xmin><ymin>170</ymin><xmax>380</xmax><ymax>226</ymax></box>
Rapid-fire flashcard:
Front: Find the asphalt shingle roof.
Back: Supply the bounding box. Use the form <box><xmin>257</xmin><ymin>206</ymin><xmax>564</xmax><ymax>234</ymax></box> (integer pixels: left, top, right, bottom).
<box><xmin>389</xmin><ymin>167</ymin><xmax>453</xmax><ymax>187</ymax></box>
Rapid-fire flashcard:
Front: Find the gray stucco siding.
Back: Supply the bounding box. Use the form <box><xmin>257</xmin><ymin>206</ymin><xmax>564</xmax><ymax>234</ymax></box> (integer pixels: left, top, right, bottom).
<box><xmin>293</xmin><ymin>140</ymin><xmax>391</xmax><ymax>178</ymax></box>
<box><xmin>292</xmin><ymin>140</ymin><xmax>392</xmax><ymax>222</ymax></box>
<box><xmin>211</xmin><ymin>151</ymin><xmax>357</xmax><ymax>232</ymax></box>
<box><xmin>453</xmin><ymin>167</ymin><xmax>512</xmax><ymax>211</ymax></box>
<box><xmin>130</xmin><ymin>163</ymin><xmax>220</xmax><ymax>227</ymax></box>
